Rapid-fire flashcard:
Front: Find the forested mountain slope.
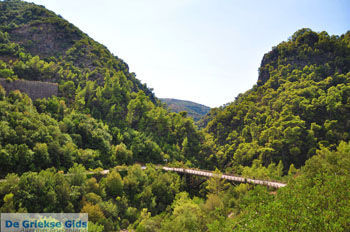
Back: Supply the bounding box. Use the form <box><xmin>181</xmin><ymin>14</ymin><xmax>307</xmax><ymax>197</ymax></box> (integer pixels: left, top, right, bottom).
<box><xmin>0</xmin><ymin>0</ymin><xmax>212</xmax><ymax>176</ymax></box>
<box><xmin>205</xmin><ymin>29</ymin><xmax>350</xmax><ymax>173</ymax></box>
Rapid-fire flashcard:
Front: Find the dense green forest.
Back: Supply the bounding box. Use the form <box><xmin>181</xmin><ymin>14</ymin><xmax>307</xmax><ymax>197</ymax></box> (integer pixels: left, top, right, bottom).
<box><xmin>0</xmin><ymin>0</ymin><xmax>349</xmax><ymax>231</ymax></box>
<box><xmin>160</xmin><ymin>98</ymin><xmax>210</xmax><ymax>122</ymax></box>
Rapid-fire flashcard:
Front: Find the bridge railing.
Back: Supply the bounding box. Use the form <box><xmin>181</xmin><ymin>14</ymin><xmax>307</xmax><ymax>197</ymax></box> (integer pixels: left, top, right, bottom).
<box><xmin>161</xmin><ymin>166</ymin><xmax>287</xmax><ymax>188</ymax></box>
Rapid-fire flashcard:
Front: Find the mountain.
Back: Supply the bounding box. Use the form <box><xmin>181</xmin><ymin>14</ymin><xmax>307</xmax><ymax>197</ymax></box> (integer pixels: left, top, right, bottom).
<box><xmin>0</xmin><ymin>0</ymin><xmax>155</xmax><ymax>101</ymax></box>
<box><xmin>204</xmin><ymin>28</ymin><xmax>350</xmax><ymax>172</ymax></box>
<box><xmin>160</xmin><ymin>98</ymin><xmax>210</xmax><ymax>122</ymax></box>
<box><xmin>258</xmin><ymin>28</ymin><xmax>350</xmax><ymax>86</ymax></box>
<box><xmin>0</xmin><ymin>0</ymin><xmax>209</xmax><ymax>177</ymax></box>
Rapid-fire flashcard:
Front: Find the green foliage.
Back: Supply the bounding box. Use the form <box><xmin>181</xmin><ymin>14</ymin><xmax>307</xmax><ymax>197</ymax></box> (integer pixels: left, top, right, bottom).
<box><xmin>0</xmin><ymin>60</ymin><xmax>17</xmax><ymax>80</ymax></box>
<box><xmin>68</xmin><ymin>163</ymin><xmax>86</xmax><ymax>186</ymax></box>
<box><xmin>160</xmin><ymin>192</ymin><xmax>204</xmax><ymax>232</ymax></box>
<box><xmin>205</xmin><ymin>169</ymin><xmax>229</xmax><ymax>195</ymax></box>
<box><xmin>231</xmin><ymin>141</ymin><xmax>350</xmax><ymax>231</ymax></box>
<box><xmin>241</xmin><ymin>159</ymin><xmax>284</xmax><ymax>181</ymax></box>
<box><xmin>16</xmin><ymin>169</ymin><xmax>71</xmax><ymax>212</ymax></box>
<box><xmin>103</xmin><ymin>170</ymin><xmax>123</xmax><ymax>198</ymax></box>
<box><xmin>88</xmin><ymin>222</ymin><xmax>104</xmax><ymax>232</ymax></box>
<box><xmin>0</xmin><ymin>164</ymin><xmax>182</xmax><ymax>230</ymax></box>
<box><xmin>0</xmin><ymin>84</ymin><xmax>5</xmax><ymax>100</ymax></box>
<box><xmin>112</xmin><ymin>143</ymin><xmax>133</xmax><ymax>165</ymax></box>
<box><xmin>81</xmin><ymin>203</ymin><xmax>105</xmax><ymax>223</ymax></box>
<box><xmin>0</xmin><ymin>90</ymin><xmax>117</xmax><ymax>175</ymax></box>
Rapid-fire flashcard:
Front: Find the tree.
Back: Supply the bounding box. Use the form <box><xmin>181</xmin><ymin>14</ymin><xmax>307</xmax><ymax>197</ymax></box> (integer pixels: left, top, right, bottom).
<box><xmin>0</xmin><ymin>84</ymin><xmax>6</xmax><ymax>100</ymax></box>
<box><xmin>112</xmin><ymin>143</ymin><xmax>133</xmax><ymax>165</ymax></box>
<box><xmin>127</xmin><ymin>91</ymin><xmax>153</xmax><ymax>128</ymax></box>
<box><xmin>68</xmin><ymin>163</ymin><xmax>87</xmax><ymax>186</ymax></box>
<box><xmin>161</xmin><ymin>192</ymin><xmax>204</xmax><ymax>232</ymax></box>
<box><xmin>88</xmin><ymin>222</ymin><xmax>104</xmax><ymax>232</ymax></box>
<box><xmin>1</xmin><ymin>193</ymin><xmax>16</xmax><ymax>212</ymax></box>
<box><xmin>81</xmin><ymin>203</ymin><xmax>105</xmax><ymax>223</ymax></box>
<box><xmin>104</xmin><ymin>170</ymin><xmax>123</xmax><ymax>198</ymax></box>
<box><xmin>33</xmin><ymin>143</ymin><xmax>50</xmax><ymax>170</ymax></box>
<box><xmin>206</xmin><ymin>169</ymin><xmax>229</xmax><ymax>196</ymax></box>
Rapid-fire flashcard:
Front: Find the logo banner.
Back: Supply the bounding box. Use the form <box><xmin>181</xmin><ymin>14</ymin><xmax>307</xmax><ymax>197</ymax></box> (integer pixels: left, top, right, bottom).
<box><xmin>1</xmin><ymin>213</ymin><xmax>88</xmax><ymax>232</ymax></box>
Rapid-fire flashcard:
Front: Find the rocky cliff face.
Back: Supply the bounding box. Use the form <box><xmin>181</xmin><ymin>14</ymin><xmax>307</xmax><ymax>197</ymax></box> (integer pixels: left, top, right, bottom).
<box><xmin>11</xmin><ymin>22</ymin><xmax>81</xmax><ymax>58</ymax></box>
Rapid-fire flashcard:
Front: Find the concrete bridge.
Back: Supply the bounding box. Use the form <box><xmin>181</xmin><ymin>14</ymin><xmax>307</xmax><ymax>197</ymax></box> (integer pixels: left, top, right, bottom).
<box><xmin>161</xmin><ymin>167</ymin><xmax>287</xmax><ymax>188</ymax></box>
<box><xmin>103</xmin><ymin>166</ymin><xmax>287</xmax><ymax>189</ymax></box>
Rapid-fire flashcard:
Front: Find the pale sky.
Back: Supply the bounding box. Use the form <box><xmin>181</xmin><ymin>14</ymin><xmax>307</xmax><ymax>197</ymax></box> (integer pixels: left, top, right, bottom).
<box><xmin>28</xmin><ymin>0</ymin><xmax>349</xmax><ymax>107</ymax></box>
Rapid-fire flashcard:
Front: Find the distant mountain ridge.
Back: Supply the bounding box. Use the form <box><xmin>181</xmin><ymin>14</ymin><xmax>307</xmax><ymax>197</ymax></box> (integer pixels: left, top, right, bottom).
<box><xmin>160</xmin><ymin>98</ymin><xmax>210</xmax><ymax>121</ymax></box>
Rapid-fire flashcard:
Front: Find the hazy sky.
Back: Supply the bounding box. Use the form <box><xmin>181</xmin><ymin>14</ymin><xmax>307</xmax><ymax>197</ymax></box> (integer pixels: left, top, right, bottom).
<box><xmin>29</xmin><ymin>0</ymin><xmax>349</xmax><ymax>107</ymax></box>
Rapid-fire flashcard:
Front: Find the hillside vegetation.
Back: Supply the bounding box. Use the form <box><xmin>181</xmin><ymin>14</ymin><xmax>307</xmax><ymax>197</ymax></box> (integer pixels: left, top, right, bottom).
<box><xmin>204</xmin><ymin>29</ymin><xmax>350</xmax><ymax>174</ymax></box>
<box><xmin>160</xmin><ymin>98</ymin><xmax>210</xmax><ymax>122</ymax></box>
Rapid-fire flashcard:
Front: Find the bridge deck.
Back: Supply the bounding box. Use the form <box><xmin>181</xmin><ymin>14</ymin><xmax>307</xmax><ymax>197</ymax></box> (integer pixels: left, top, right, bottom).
<box><xmin>162</xmin><ymin>167</ymin><xmax>286</xmax><ymax>188</ymax></box>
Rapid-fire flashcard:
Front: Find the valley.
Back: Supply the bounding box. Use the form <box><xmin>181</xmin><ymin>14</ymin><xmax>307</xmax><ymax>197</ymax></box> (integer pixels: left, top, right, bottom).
<box><xmin>0</xmin><ymin>1</ymin><xmax>349</xmax><ymax>231</ymax></box>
